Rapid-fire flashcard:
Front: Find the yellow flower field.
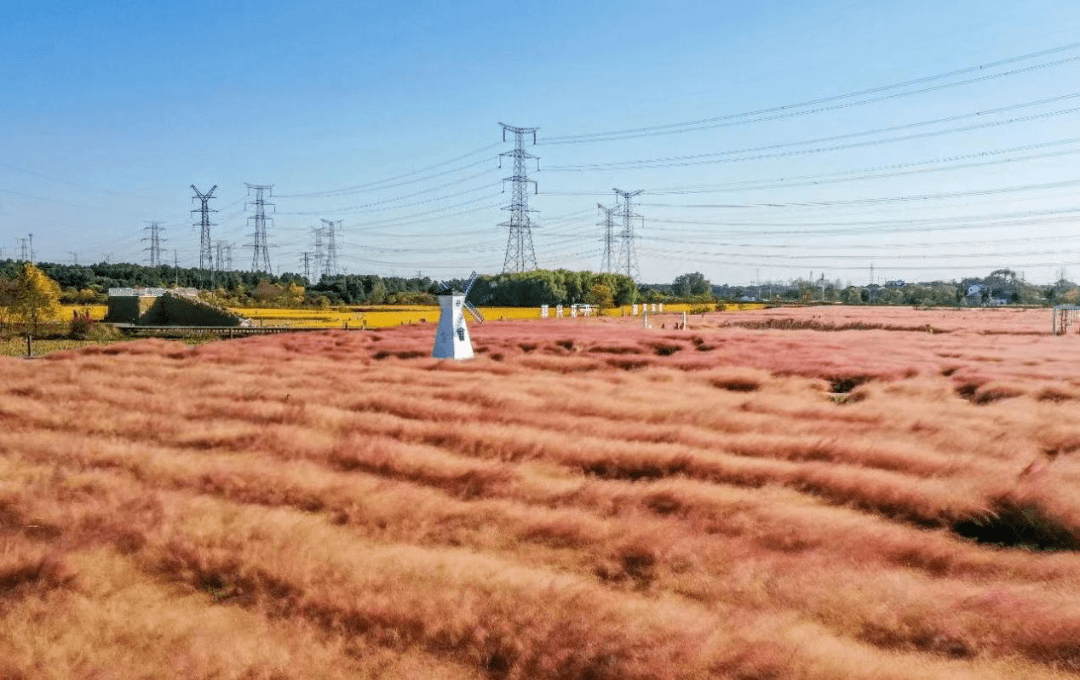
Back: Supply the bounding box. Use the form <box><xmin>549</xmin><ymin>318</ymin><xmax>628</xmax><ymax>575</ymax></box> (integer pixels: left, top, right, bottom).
<box><xmin>230</xmin><ymin>302</ymin><xmax>765</xmax><ymax>329</ymax></box>
<box><xmin>61</xmin><ymin>304</ymin><xmax>109</xmax><ymax>320</ymax></box>
<box><xmin>62</xmin><ymin>302</ymin><xmax>766</xmax><ymax>330</ymax></box>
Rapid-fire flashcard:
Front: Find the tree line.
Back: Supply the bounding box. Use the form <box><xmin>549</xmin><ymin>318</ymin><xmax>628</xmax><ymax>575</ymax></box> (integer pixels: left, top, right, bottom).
<box><xmin>8</xmin><ymin>258</ymin><xmax>1071</xmax><ymax>310</ymax></box>
<box><xmin>0</xmin><ymin>259</ymin><xmax>644</xmax><ymax>308</ymax></box>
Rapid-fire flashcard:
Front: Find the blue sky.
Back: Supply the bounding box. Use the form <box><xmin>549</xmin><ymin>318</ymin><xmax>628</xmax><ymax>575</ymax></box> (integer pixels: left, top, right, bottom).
<box><xmin>3</xmin><ymin>0</ymin><xmax>1080</xmax><ymax>285</ymax></box>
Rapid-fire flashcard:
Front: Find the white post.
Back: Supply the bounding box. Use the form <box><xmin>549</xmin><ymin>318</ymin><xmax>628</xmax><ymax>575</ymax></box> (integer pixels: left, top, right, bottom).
<box><xmin>643</xmin><ymin>311</ymin><xmax>648</xmax><ymax>328</ymax></box>
<box><xmin>541</xmin><ymin>304</ymin><xmax>549</xmax><ymax>318</ymax></box>
<box><xmin>632</xmin><ymin>304</ymin><xmax>638</xmax><ymax>315</ymax></box>
<box><xmin>682</xmin><ymin>311</ymin><xmax>687</xmax><ymax>328</ymax></box>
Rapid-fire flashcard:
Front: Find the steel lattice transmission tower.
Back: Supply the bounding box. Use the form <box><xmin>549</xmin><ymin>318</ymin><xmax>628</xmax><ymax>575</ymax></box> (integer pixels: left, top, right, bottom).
<box><xmin>245</xmin><ymin>183</ymin><xmax>274</xmax><ymax>272</ymax></box>
<box><xmin>613</xmin><ymin>188</ymin><xmax>643</xmax><ymax>281</ymax></box>
<box><xmin>143</xmin><ymin>221</ymin><xmax>165</xmax><ymax>267</ymax></box>
<box><xmin>300</xmin><ymin>252</ymin><xmax>312</xmax><ymax>282</ymax></box>
<box><xmin>311</xmin><ymin>225</ymin><xmax>325</xmax><ymax>280</ymax></box>
<box><xmin>597</xmin><ymin>203</ymin><xmax>618</xmax><ymax>273</ymax></box>
<box><xmin>191</xmin><ymin>185</ymin><xmax>218</xmax><ymax>270</ymax></box>
<box><xmin>320</xmin><ymin>218</ymin><xmax>341</xmax><ymax>278</ymax></box>
<box><xmin>215</xmin><ymin>241</ymin><xmax>233</xmax><ymax>276</ymax></box>
<box><xmin>498</xmin><ymin>123</ymin><xmax>540</xmax><ymax>273</ymax></box>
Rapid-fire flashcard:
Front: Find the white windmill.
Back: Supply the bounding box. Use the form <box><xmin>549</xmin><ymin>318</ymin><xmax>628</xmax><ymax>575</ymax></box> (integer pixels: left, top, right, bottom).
<box><xmin>432</xmin><ymin>271</ymin><xmax>485</xmax><ymax>360</ymax></box>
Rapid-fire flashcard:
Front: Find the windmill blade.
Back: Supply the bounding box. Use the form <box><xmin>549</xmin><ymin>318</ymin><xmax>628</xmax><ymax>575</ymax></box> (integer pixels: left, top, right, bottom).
<box><xmin>462</xmin><ymin>271</ymin><xmax>480</xmax><ymax>297</ymax></box>
<box><xmin>464</xmin><ymin>301</ymin><xmax>485</xmax><ymax>325</ymax></box>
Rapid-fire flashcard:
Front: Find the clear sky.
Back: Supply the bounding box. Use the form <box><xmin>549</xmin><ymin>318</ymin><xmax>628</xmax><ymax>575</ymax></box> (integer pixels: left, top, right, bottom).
<box><xmin>4</xmin><ymin>0</ymin><xmax>1080</xmax><ymax>286</ymax></box>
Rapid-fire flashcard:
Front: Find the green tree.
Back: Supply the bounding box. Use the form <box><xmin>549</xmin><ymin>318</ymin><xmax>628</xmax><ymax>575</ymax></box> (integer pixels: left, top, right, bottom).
<box><xmin>367</xmin><ymin>281</ymin><xmax>388</xmax><ymax>305</ymax></box>
<box><xmin>672</xmin><ymin>272</ymin><xmax>711</xmax><ymax>299</ymax></box>
<box><xmin>8</xmin><ymin>264</ymin><xmax>62</xmax><ymax>334</ymax></box>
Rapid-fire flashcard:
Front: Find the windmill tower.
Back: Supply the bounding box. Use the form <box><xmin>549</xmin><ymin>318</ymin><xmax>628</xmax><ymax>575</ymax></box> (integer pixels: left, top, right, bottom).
<box><xmin>432</xmin><ymin>271</ymin><xmax>485</xmax><ymax>360</ymax></box>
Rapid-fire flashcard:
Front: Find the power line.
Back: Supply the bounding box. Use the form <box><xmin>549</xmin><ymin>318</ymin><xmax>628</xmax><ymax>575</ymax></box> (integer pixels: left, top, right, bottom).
<box><xmin>638</xmin><ymin>137</ymin><xmax>1080</xmax><ymax>197</ymax></box>
<box><xmin>648</xmin><ymin>206</ymin><xmax>1080</xmax><ymax>235</ymax></box>
<box><xmin>641</xmin><ymin>178</ymin><xmax>1080</xmax><ymax>211</ymax></box>
<box><xmin>642</xmin><ymin>246</ymin><xmax>1080</xmax><ymax>272</ymax></box>
<box><xmin>546</xmin><ymin>97</ymin><xmax>1080</xmax><ymax>172</ymax></box>
<box><xmin>542</xmin><ymin>41</ymin><xmax>1080</xmax><ymax>144</ymax></box>
<box><xmin>277</xmin><ymin>175</ymin><xmax>499</xmax><ymax>216</ymax></box>
<box><xmin>499</xmin><ymin>123</ymin><xmax>540</xmax><ymax>273</ymax></box>
<box><xmin>275</xmin><ymin>143</ymin><xmax>501</xmax><ymax>198</ymax></box>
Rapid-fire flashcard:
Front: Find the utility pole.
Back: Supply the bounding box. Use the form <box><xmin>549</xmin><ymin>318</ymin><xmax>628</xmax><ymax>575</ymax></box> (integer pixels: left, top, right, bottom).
<box><xmin>245</xmin><ymin>183</ymin><xmax>274</xmax><ymax>273</ymax></box>
<box><xmin>68</xmin><ymin>251</ymin><xmax>79</xmax><ymax>266</ymax></box>
<box><xmin>143</xmin><ymin>222</ymin><xmax>165</xmax><ymax>267</ymax></box>
<box><xmin>498</xmin><ymin>122</ymin><xmax>540</xmax><ymax>273</ymax></box>
<box><xmin>191</xmin><ymin>185</ymin><xmax>218</xmax><ymax>271</ymax></box>
<box><xmin>16</xmin><ymin>238</ymin><xmax>29</xmax><ymax>261</ymax></box>
<box><xmin>597</xmin><ymin>203</ymin><xmax>618</xmax><ymax>273</ymax></box>
<box><xmin>173</xmin><ymin>250</ymin><xmax>180</xmax><ymax>286</ymax></box>
<box><xmin>28</xmin><ymin>233</ymin><xmax>34</xmax><ymax>264</ymax></box>
<box><xmin>101</xmin><ymin>253</ymin><xmax>112</xmax><ymax>264</ymax></box>
<box><xmin>613</xmin><ymin>188</ymin><xmax>643</xmax><ymax>281</ymax></box>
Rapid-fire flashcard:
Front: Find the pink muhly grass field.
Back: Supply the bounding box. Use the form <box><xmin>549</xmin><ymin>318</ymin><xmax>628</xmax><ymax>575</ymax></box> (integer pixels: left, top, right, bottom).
<box><xmin>2</xmin><ymin>305</ymin><xmax>1080</xmax><ymax>679</ymax></box>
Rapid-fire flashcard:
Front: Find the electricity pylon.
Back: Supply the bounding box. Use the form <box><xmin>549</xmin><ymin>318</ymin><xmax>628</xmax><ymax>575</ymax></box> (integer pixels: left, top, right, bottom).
<box><xmin>498</xmin><ymin>123</ymin><xmax>540</xmax><ymax>273</ymax></box>
<box><xmin>191</xmin><ymin>185</ymin><xmax>217</xmax><ymax>270</ymax></box>
<box><xmin>245</xmin><ymin>183</ymin><xmax>274</xmax><ymax>272</ymax></box>
<box><xmin>597</xmin><ymin>203</ymin><xmax>618</xmax><ymax>273</ymax></box>
<box><xmin>143</xmin><ymin>222</ymin><xmax>165</xmax><ymax>267</ymax></box>
<box><xmin>613</xmin><ymin>188</ymin><xmax>643</xmax><ymax>281</ymax></box>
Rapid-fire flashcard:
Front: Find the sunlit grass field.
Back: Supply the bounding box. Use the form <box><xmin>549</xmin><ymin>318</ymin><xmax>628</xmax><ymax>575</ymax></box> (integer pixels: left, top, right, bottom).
<box><xmin>2</xmin><ymin>306</ymin><xmax>1080</xmax><ymax>678</ymax></box>
<box><xmin>0</xmin><ymin>337</ymin><xmax>88</xmax><ymax>356</ymax></box>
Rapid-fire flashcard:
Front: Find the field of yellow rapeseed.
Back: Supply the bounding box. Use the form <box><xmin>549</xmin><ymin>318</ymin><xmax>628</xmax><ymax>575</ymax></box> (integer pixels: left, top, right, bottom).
<box><xmin>68</xmin><ymin>302</ymin><xmax>763</xmax><ymax>329</ymax></box>
<box><xmin>62</xmin><ymin>304</ymin><xmax>109</xmax><ymax>320</ymax></box>
<box><xmin>230</xmin><ymin>302</ymin><xmax>763</xmax><ymax>329</ymax></box>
